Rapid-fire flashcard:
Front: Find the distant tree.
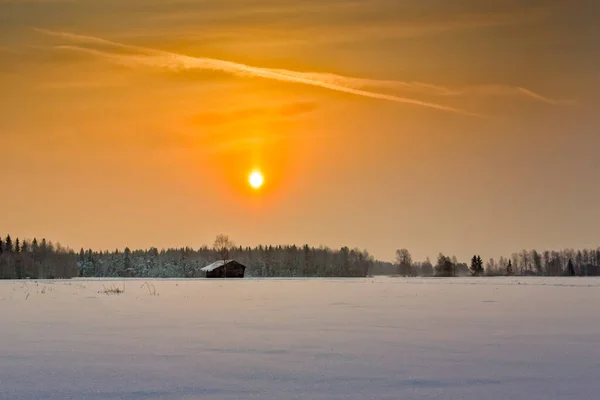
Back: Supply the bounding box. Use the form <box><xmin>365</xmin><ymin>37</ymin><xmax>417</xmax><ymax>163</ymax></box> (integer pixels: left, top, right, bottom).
<box><xmin>177</xmin><ymin>248</ymin><xmax>193</xmax><ymax>277</ymax></box>
<box><xmin>506</xmin><ymin>260</ymin><xmax>513</xmax><ymax>276</ymax></box>
<box><xmin>511</xmin><ymin>253</ymin><xmax>519</xmax><ymax>275</ymax></box>
<box><xmin>123</xmin><ymin>247</ymin><xmax>132</xmax><ymax>277</ymax></box>
<box><xmin>470</xmin><ymin>255</ymin><xmax>484</xmax><ymax>276</ymax></box>
<box><xmin>485</xmin><ymin>258</ymin><xmax>497</xmax><ymax>275</ymax></box>
<box><xmin>436</xmin><ymin>253</ymin><xmax>454</xmax><ymax>277</ymax></box>
<box><xmin>531</xmin><ymin>250</ymin><xmax>542</xmax><ymax>275</ymax></box>
<box><xmin>421</xmin><ymin>257</ymin><xmax>433</xmax><ymax>277</ymax></box>
<box><xmin>213</xmin><ymin>234</ymin><xmax>235</xmax><ymax>261</ymax></box>
<box><xmin>547</xmin><ymin>251</ymin><xmax>563</xmax><ymax>276</ymax></box>
<box><xmin>395</xmin><ymin>248</ymin><xmax>412</xmax><ymax>276</ymax></box>
<box><xmin>5</xmin><ymin>235</ymin><xmax>13</xmax><ymax>253</ymax></box>
<box><xmin>451</xmin><ymin>256</ymin><xmax>459</xmax><ymax>276</ymax></box>
<box><xmin>14</xmin><ymin>238</ymin><xmax>23</xmax><ymax>278</ymax></box>
<box><xmin>567</xmin><ymin>259</ymin><xmax>576</xmax><ymax>276</ymax></box>
<box><xmin>78</xmin><ymin>248</ymin><xmax>86</xmax><ymax>277</ymax></box>
<box><xmin>520</xmin><ymin>249</ymin><xmax>530</xmax><ymax>274</ymax></box>
<box><xmin>0</xmin><ymin>237</ymin><xmax>4</xmax><ymax>279</ymax></box>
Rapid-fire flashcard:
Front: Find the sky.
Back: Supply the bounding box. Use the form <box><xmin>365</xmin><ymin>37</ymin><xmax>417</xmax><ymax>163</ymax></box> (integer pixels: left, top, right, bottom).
<box><xmin>1</xmin><ymin>0</ymin><xmax>599</xmax><ymax>262</ymax></box>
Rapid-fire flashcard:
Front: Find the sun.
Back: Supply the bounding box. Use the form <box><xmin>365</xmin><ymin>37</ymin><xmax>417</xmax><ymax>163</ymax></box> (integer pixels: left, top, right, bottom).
<box><xmin>248</xmin><ymin>170</ymin><xmax>264</xmax><ymax>189</ymax></box>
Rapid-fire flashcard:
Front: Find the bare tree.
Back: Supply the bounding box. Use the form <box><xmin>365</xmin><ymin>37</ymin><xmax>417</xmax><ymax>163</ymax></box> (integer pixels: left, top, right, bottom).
<box><xmin>531</xmin><ymin>250</ymin><xmax>542</xmax><ymax>275</ymax></box>
<box><xmin>213</xmin><ymin>234</ymin><xmax>235</xmax><ymax>262</ymax></box>
<box><xmin>520</xmin><ymin>249</ymin><xmax>530</xmax><ymax>275</ymax></box>
<box><xmin>395</xmin><ymin>248</ymin><xmax>412</xmax><ymax>276</ymax></box>
<box><xmin>485</xmin><ymin>258</ymin><xmax>497</xmax><ymax>276</ymax></box>
<box><xmin>213</xmin><ymin>234</ymin><xmax>235</xmax><ymax>277</ymax></box>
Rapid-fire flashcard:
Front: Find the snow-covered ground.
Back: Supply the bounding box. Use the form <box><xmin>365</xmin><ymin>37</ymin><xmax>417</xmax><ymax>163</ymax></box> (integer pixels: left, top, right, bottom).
<box><xmin>1</xmin><ymin>277</ymin><xmax>599</xmax><ymax>400</ymax></box>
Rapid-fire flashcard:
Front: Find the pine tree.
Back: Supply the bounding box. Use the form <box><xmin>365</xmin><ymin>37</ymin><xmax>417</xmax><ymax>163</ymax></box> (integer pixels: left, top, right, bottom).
<box><xmin>567</xmin><ymin>259</ymin><xmax>576</xmax><ymax>276</ymax></box>
<box><xmin>123</xmin><ymin>247</ymin><xmax>132</xmax><ymax>277</ymax></box>
<box><xmin>470</xmin><ymin>255</ymin><xmax>478</xmax><ymax>276</ymax></box>
<box><xmin>5</xmin><ymin>235</ymin><xmax>13</xmax><ymax>253</ymax></box>
<box><xmin>477</xmin><ymin>255</ymin><xmax>483</xmax><ymax>275</ymax></box>
<box><xmin>0</xmin><ymin>237</ymin><xmax>3</xmax><ymax>255</ymax></box>
<box><xmin>14</xmin><ymin>238</ymin><xmax>23</xmax><ymax>279</ymax></box>
<box><xmin>506</xmin><ymin>260</ymin><xmax>513</xmax><ymax>276</ymax></box>
<box><xmin>470</xmin><ymin>255</ymin><xmax>484</xmax><ymax>276</ymax></box>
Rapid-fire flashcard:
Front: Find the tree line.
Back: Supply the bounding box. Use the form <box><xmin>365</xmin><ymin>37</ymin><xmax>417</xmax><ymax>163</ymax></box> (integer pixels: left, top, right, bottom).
<box><xmin>0</xmin><ymin>235</ymin><xmax>78</xmax><ymax>279</ymax></box>
<box><xmin>392</xmin><ymin>248</ymin><xmax>599</xmax><ymax>277</ymax></box>
<box><xmin>0</xmin><ymin>234</ymin><xmax>374</xmax><ymax>279</ymax></box>
<box><xmin>2</xmin><ymin>232</ymin><xmax>596</xmax><ymax>279</ymax></box>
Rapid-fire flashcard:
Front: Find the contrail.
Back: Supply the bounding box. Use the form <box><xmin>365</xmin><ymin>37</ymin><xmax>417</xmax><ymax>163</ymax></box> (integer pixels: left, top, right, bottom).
<box><xmin>36</xmin><ymin>28</ymin><xmax>480</xmax><ymax>116</ymax></box>
<box><xmin>36</xmin><ymin>28</ymin><xmax>571</xmax><ymax>112</ymax></box>
<box><xmin>441</xmin><ymin>84</ymin><xmax>575</xmax><ymax>106</ymax></box>
<box><xmin>515</xmin><ymin>87</ymin><xmax>575</xmax><ymax>106</ymax></box>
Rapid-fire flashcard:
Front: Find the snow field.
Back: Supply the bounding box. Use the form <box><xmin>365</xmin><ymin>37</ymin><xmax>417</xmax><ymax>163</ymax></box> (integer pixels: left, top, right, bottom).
<box><xmin>1</xmin><ymin>277</ymin><xmax>599</xmax><ymax>399</ymax></box>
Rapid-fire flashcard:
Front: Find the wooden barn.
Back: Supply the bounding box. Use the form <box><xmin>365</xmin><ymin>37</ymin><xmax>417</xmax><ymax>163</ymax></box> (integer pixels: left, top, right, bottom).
<box><xmin>201</xmin><ymin>260</ymin><xmax>246</xmax><ymax>278</ymax></box>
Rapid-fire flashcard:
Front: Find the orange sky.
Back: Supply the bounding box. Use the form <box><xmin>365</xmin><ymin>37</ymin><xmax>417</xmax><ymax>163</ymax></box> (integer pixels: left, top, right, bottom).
<box><xmin>1</xmin><ymin>0</ymin><xmax>599</xmax><ymax>261</ymax></box>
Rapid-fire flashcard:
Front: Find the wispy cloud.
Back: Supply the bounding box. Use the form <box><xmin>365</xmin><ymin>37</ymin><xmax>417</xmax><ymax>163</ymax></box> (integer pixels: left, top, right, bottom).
<box><xmin>35</xmin><ymin>28</ymin><xmax>572</xmax><ymax>114</ymax></box>
<box><xmin>35</xmin><ymin>28</ymin><xmax>480</xmax><ymax>117</ymax></box>
<box><xmin>431</xmin><ymin>85</ymin><xmax>575</xmax><ymax>106</ymax></box>
<box><xmin>295</xmin><ymin>72</ymin><xmax>573</xmax><ymax>106</ymax></box>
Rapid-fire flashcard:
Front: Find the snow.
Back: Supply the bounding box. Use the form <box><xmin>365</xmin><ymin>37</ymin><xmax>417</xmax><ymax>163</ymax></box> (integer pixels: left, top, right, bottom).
<box><xmin>1</xmin><ymin>277</ymin><xmax>599</xmax><ymax>400</ymax></box>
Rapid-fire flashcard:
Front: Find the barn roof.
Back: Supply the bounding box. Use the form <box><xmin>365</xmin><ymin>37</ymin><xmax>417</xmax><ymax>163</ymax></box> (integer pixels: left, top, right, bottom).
<box><xmin>200</xmin><ymin>260</ymin><xmax>245</xmax><ymax>272</ymax></box>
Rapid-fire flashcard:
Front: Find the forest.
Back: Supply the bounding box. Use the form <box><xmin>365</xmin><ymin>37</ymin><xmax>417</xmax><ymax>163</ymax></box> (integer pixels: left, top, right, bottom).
<box><xmin>0</xmin><ymin>234</ymin><xmax>598</xmax><ymax>279</ymax></box>
<box><xmin>0</xmin><ymin>234</ymin><xmax>373</xmax><ymax>279</ymax></box>
<box><xmin>390</xmin><ymin>248</ymin><xmax>598</xmax><ymax>277</ymax></box>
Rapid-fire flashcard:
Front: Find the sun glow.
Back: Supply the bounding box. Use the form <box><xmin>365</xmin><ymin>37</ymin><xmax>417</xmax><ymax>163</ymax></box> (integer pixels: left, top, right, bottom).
<box><xmin>248</xmin><ymin>170</ymin><xmax>264</xmax><ymax>189</ymax></box>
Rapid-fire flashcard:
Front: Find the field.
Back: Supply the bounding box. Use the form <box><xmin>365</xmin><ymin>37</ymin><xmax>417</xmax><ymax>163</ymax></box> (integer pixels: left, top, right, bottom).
<box><xmin>1</xmin><ymin>277</ymin><xmax>599</xmax><ymax>400</ymax></box>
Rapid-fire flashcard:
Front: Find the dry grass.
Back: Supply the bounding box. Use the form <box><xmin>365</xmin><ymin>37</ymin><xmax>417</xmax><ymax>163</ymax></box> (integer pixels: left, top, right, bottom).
<box><xmin>141</xmin><ymin>281</ymin><xmax>159</xmax><ymax>296</ymax></box>
<box><xmin>99</xmin><ymin>284</ymin><xmax>125</xmax><ymax>295</ymax></box>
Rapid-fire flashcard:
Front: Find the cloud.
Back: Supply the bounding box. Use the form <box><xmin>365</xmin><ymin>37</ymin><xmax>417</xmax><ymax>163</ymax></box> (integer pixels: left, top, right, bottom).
<box><xmin>305</xmin><ymin>74</ymin><xmax>573</xmax><ymax>105</ymax></box>
<box><xmin>35</xmin><ymin>28</ymin><xmax>572</xmax><ymax>113</ymax></box>
<box><xmin>35</xmin><ymin>28</ymin><xmax>480</xmax><ymax>116</ymax></box>
<box><xmin>428</xmin><ymin>84</ymin><xmax>575</xmax><ymax>106</ymax></box>
<box><xmin>513</xmin><ymin>87</ymin><xmax>576</xmax><ymax>106</ymax></box>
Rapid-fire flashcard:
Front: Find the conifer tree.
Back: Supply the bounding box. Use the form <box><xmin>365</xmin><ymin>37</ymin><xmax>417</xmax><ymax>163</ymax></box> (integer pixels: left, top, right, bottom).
<box><xmin>567</xmin><ymin>259</ymin><xmax>576</xmax><ymax>276</ymax></box>
<box><xmin>5</xmin><ymin>235</ymin><xmax>13</xmax><ymax>253</ymax></box>
<box><xmin>123</xmin><ymin>247</ymin><xmax>132</xmax><ymax>277</ymax></box>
